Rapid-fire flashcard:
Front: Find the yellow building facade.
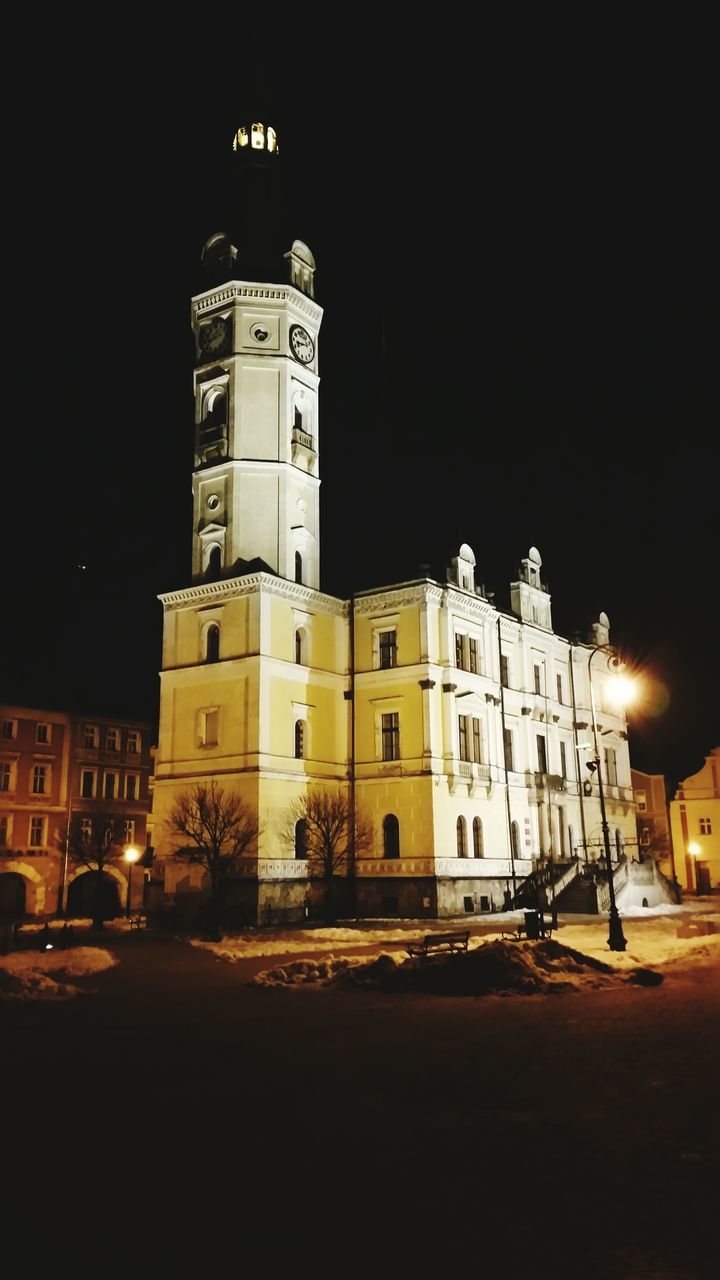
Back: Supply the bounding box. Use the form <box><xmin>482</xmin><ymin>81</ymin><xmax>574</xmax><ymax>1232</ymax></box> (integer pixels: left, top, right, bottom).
<box><xmin>669</xmin><ymin>749</ymin><xmax>720</xmax><ymax>894</ymax></box>
<box><xmin>150</xmin><ymin>118</ymin><xmax>643</xmax><ymax>923</ymax></box>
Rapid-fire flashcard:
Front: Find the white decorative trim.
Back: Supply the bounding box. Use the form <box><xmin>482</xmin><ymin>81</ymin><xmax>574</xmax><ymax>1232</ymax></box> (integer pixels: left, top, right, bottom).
<box><xmin>354</xmin><ymin>582</ymin><xmax>445</xmax><ymax>615</ymax></box>
<box><xmin>192</xmin><ymin>282</ymin><xmax>323</xmax><ymax>325</ymax></box>
<box><xmin>159</xmin><ymin>572</ymin><xmax>348</xmax><ymax>616</ymax></box>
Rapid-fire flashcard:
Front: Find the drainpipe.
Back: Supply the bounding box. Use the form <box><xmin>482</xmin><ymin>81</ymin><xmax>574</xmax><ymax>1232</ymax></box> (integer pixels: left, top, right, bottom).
<box><xmin>497</xmin><ymin>617</ymin><xmax>517</xmax><ymax>899</ymax></box>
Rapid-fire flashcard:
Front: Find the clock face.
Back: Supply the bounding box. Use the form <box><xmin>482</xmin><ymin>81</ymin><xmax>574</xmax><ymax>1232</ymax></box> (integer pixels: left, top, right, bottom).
<box><xmin>199</xmin><ymin>317</ymin><xmax>229</xmax><ymax>358</ymax></box>
<box><xmin>289</xmin><ymin>324</ymin><xmax>315</xmax><ymax>364</ymax></box>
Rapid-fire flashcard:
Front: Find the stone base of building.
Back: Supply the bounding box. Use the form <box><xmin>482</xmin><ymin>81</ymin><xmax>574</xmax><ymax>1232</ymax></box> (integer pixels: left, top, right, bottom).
<box><xmin>355</xmin><ymin>877</ymin><xmax>513</xmax><ymax>919</ymax></box>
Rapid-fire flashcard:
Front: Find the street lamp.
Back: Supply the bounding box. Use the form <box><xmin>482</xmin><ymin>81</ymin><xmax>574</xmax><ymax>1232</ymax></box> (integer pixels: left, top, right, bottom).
<box><xmin>586</xmin><ymin>645</ymin><xmax>633</xmax><ymax>952</ymax></box>
<box><xmin>123</xmin><ymin>846</ymin><xmax>140</xmax><ymax>917</ymax></box>
<box><xmin>687</xmin><ymin>842</ymin><xmax>701</xmax><ymax>894</ymax></box>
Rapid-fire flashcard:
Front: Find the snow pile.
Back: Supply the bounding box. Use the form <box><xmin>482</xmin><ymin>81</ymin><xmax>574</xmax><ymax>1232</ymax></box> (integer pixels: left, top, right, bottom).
<box><xmin>249</xmin><ymin>939</ymin><xmax>655</xmax><ymax>996</ymax></box>
<box><xmin>0</xmin><ymin>948</ymin><xmax>117</xmax><ymax>1002</ymax></box>
<box><xmin>189</xmin><ymin>924</ymin><xmax>438</xmax><ymax>961</ymax></box>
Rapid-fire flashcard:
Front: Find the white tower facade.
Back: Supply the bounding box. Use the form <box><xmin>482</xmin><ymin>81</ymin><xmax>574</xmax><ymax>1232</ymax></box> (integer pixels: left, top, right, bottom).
<box><xmin>191</xmin><ymin>243</ymin><xmax>322</xmax><ymax>590</ymax></box>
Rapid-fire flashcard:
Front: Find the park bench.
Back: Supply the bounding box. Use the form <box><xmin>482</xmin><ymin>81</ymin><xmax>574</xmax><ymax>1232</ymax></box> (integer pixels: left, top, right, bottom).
<box><xmin>406</xmin><ymin>930</ymin><xmax>470</xmax><ymax>959</ymax></box>
<box><xmin>502</xmin><ymin>910</ymin><xmax>552</xmax><ymax>942</ymax></box>
<box><xmin>128</xmin><ymin>915</ymin><xmax>146</xmax><ymax>931</ymax></box>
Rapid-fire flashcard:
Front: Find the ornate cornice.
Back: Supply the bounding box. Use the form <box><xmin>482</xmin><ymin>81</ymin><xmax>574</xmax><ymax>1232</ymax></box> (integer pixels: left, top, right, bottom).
<box><xmin>353</xmin><ymin>581</ymin><xmax>444</xmax><ymax>616</ymax></box>
<box><xmin>159</xmin><ymin>573</ymin><xmax>347</xmax><ymax>616</ymax></box>
<box><xmin>192</xmin><ymin>282</ymin><xmax>323</xmax><ymax>326</ymax></box>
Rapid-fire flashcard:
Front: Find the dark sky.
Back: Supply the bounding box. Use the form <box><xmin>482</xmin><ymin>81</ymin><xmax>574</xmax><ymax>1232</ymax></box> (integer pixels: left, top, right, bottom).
<box><xmin>3</xmin><ymin>30</ymin><xmax>717</xmax><ymax>791</ymax></box>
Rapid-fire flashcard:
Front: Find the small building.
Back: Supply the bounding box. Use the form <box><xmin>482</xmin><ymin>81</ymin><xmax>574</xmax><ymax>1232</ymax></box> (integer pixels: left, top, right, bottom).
<box><xmin>631</xmin><ymin>769</ymin><xmax>675</xmax><ymax>881</ymax></box>
<box><xmin>669</xmin><ymin>749</ymin><xmax>720</xmax><ymax>894</ymax></box>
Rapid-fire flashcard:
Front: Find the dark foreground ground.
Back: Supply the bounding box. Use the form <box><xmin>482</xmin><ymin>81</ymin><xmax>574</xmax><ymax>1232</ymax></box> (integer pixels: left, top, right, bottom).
<box><xmin>3</xmin><ymin>926</ymin><xmax>718</xmax><ymax>1279</ymax></box>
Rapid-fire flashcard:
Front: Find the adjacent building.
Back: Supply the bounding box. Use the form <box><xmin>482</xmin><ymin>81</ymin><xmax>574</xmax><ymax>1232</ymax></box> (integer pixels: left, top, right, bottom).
<box><xmin>669</xmin><ymin>749</ymin><xmax>720</xmax><ymax>894</ymax></box>
<box><xmin>0</xmin><ymin>704</ymin><xmax>154</xmax><ymax>917</ymax></box>
<box><xmin>631</xmin><ymin>769</ymin><xmax>675</xmax><ymax>881</ymax></box>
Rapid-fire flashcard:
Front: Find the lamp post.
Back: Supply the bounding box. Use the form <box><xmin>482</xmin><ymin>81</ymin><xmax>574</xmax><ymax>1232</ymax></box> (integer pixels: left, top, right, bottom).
<box><xmin>687</xmin><ymin>842</ymin><xmax>701</xmax><ymax>895</ymax></box>
<box><xmin>586</xmin><ymin>645</ymin><xmax>630</xmax><ymax>952</ymax></box>
<box><xmin>124</xmin><ymin>846</ymin><xmax>140</xmax><ymax>917</ymax></box>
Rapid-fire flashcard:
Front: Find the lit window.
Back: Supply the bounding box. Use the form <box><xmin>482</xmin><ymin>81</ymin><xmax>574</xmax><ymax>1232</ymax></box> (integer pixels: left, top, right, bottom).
<box><xmin>636</xmin><ymin>790</ymin><xmax>647</xmax><ymax>811</ymax></box>
<box><xmin>36</xmin><ymin>723</ymin><xmax>51</xmax><ymax>744</ymax></box>
<box><xmin>456</xmin><ymin>817</ymin><xmax>467</xmax><ymax>858</ymax></box>
<box><xmin>379</xmin><ymin>630</ymin><xmax>397</xmax><ymax>669</ymax></box>
<box><xmin>123</xmin><ymin>819</ymin><xmax>135</xmax><ymax>844</ymax></box>
<box><xmin>383</xmin><ymin>814</ymin><xmax>400</xmax><ymax>859</ymax></box>
<box><xmin>234</xmin><ymin>126</ymin><xmax>248</xmax><ymax>149</ymax></box>
<box><xmin>81</xmin><ymin>769</ymin><xmax>96</xmax><ymax>798</ymax></box>
<box><xmin>32</xmin><ymin>764</ymin><xmax>48</xmax><ymax>795</ymax></box>
<box><xmin>251</xmin><ymin>122</ymin><xmax>265</xmax><ymax>149</ymax></box>
<box><xmin>381</xmin><ymin>713</ymin><xmax>400</xmax><ymax>762</ymax></box>
<box><xmin>80</xmin><ymin>818</ymin><xmax>93</xmax><ymax>842</ymax></box>
<box><xmin>29</xmin><ymin>816</ymin><xmax>45</xmax><ymax>847</ymax></box>
<box><xmin>267</xmin><ymin>126</ymin><xmax>277</xmax><ymax>153</ymax></box>
<box><xmin>700</xmin><ymin>817</ymin><xmax>712</xmax><ymax>835</ymax></box>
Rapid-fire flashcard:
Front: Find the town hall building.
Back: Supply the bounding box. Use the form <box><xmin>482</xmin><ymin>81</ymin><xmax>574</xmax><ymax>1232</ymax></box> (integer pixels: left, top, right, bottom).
<box><xmin>150</xmin><ymin>117</ymin><xmax>655</xmax><ymax>923</ymax></box>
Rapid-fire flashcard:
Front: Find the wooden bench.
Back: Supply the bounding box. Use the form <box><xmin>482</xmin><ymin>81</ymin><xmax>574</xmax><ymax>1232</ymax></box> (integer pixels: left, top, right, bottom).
<box><xmin>406</xmin><ymin>930</ymin><xmax>470</xmax><ymax>959</ymax></box>
<box><xmin>502</xmin><ymin>910</ymin><xmax>552</xmax><ymax>942</ymax></box>
<box><xmin>128</xmin><ymin>915</ymin><xmax>146</xmax><ymax>931</ymax></box>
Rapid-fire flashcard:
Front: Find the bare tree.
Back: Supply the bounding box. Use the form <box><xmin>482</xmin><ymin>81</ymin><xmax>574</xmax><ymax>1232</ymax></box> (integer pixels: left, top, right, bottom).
<box><xmin>281</xmin><ymin>789</ymin><xmax>373</xmax><ymax>923</ymax></box>
<box><xmin>63</xmin><ymin>814</ymin><xmax>125</xmax><ymax>929</ymax></box>
<box><xmin>166</xmin><ymin>782</ymin><xmax>260</xmax><ymax>926</ymax></box>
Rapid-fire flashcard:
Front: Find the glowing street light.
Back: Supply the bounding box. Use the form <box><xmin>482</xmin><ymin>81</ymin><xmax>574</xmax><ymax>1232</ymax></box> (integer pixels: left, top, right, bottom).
<box><xmin>124</xmin><ymin>846</ymin><xmax>140</xmax><ymax>917</ymax></box>
<box><xmin>586</xmin><ymin>645</ymin><xmax>634</xmax><ymax>952</ymax></box>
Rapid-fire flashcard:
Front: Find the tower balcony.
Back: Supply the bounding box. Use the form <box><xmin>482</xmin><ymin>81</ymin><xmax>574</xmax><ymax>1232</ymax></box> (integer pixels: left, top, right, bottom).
<box><xmin>291</xmin><ymin>427</ymin><xmax>317</xmax><ymax>472</ymax></box>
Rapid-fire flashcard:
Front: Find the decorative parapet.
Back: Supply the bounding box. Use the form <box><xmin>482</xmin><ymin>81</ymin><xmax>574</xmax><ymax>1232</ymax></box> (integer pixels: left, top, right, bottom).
<box><xmin>159</xmin><ymin>573</ymin><xmax>347</xmax><ymax>616</ymax></box>
<box><xmin>192</xmin><ymin>282</ymin><xmax>323</xmax><ymax>326</ymax></box>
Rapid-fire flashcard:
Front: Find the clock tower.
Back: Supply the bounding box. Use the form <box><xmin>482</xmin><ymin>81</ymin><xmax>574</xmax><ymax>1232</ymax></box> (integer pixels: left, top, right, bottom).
<box><xmin>190</xmin><ymin>119</ymin><xmax>322</xmax><ymax>589</ymax></box>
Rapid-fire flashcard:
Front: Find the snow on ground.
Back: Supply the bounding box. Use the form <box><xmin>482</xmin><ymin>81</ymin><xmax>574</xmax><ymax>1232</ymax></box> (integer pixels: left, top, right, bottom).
<box><xmin>0</xmin><ymin>948</ymin><xmax>117</xmax><ymax>1002</ymax></box>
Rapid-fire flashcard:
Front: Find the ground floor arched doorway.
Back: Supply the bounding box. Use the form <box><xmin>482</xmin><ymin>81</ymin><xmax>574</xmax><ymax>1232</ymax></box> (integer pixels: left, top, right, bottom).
<box><xmin>0</xmin><ymin>873</ymin><xmax>26</xmax><ymax>917</ymax></box>
<box><xmin>67</xmin><ymin>871</ymin><xmax>121</xmax><ymax>920</ymax></box>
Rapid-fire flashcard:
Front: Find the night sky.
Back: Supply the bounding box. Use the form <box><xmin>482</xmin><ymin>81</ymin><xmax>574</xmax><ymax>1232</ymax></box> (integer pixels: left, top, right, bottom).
<box><xmin>3</xmin><ymin>32</ymin><xmax>716</xmax><ymax>791</ymax></box>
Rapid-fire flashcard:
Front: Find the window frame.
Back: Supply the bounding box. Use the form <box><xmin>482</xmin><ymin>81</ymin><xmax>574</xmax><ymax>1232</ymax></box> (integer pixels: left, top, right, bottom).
<box><xmin>381</xmin><ymin>712</ymin><xmax>400</xmax><ymax>762</ymax></box>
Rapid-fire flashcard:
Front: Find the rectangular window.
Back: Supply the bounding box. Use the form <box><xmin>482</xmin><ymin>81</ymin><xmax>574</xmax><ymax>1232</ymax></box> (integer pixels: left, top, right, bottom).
<box><xmin>534</xmin><ymin>664</ymin><xmax>542</xmax><ymax>695</ymax></box>
<box><xmin>640</xmin><ymin>827</ymin><xmax>650</xmax><ymax>846</ymax></box>
<box><xmin>201</xmin><ymin>710</ymin><xmax>219</xmax><ymax>747</ymax></box>
<box><xmin>104</xmin><ymin>772</ymin><xmax>117</xmax><ymax>800</ymax></box>
<box><xmin>500</xmin><ymin>654</ymin><xmax>509</xmax><ymax>689</ymax></box>
<box><xmin>36</xmin><ymin>722</ymin><xmax>51</xmax><ymax>744</ymax></box>
<box><xmin>1</xmin><ymin>719</ymin><xmax>17</xmax><ymax>740</ymax></box>
<box><xmin>700</xmin><ymin>817</ymin><xmax>712</xmax><ymax>835</ymax></box>
<box><xmin>560</xmin><ymin>741</ymin><xmax>567</xmax><ymax>779</ymax></box>
<box><xmin>604</xmin><ymin>748</ymin><xmax>618</xmax><ymax>786</ymax></box>
<box><xmin>472</xmin><ymin>717</ymin><xmax>482</xmax><ymax>764</ymax></box>
<box><xmin>379</xmin><ymin>630</ymin><xmax>397</xmax><ymax>669</ymax></box>
<box><xmin>458</xmin><ymin>715</ymin><xmax>469</xmax><ymax>762</ymax></box>
<box><xmin>0</xmin><ymin>762</ymin><xmax>12</xmax><ymax>792</ymax></box>
<box><xmin>123</xmin><ymin>819</ymin><xmax>136</xmax><ymax>845</ymax></box>
<box><xmin>503</xmin><ymin>727</ymin><xmax>514</xmax><ymax>772</ymax></box>
<box><xmin>32</xmin><ymin>764</ymin><xmax>48</xmax><ymax>795</ymax></box>
<box><xmin>125</xmin><ymin>774</ymin><xmax>139</xmax><ymax>801</ymax></box>
<box><xmin>636</xmin><ymin>791</ymin><xmax>647</xmax><ymax>811</ymax></box>
<box><xmin>29</xmin><ymin>817</ymin><xmax>45</xmax><ymax>847</ymax></box>
<box><xmin>106</xmin><ymin>728</ymin><xmax>120</xmax><ymax>752</ymax></box>
<box><xmin>455</xmin><ymin>633</ymin><xmax>465</xmax><ymax>671</ymax></box>
<box><xmin>556</xmin><ymin>674</ymin><xmax>564</xmax><ymax>704</ymax></box>
<box><xmin>536</xmin><ymin>734</ymin><xmax>547</xmax><ymax>774</ymax></box>
<box><xmin>381</xmin><ymin>712</ymin><xmax>400</xmax><ymax>762</ymax></box>
<box><xmin>0</xmin><ymin>815</ymin><xmax>8</xmax><ymax>845</ymax></box>
<box><xmin>127</xmin><ymin>730</ymin><xmax>140</xmax><ymax>754</ymax></box>
<box><xmin>468</xmin><ymin>637</ymin><xmax>479</xmax><ymax>675</ymax></box>
<box><xmin>84</xmin><ymin>724</ymin><xmax>98</xmax><ymax>748</ymax></box>
<box><xmin>81</xmin><ymin>769</ymin><xmax>96</xmax><ymax>799</ymax></box>
<box><xmin>80</xmin><ymin>817</ymin><xmax>93</xmax><ymax>842</ymax></box>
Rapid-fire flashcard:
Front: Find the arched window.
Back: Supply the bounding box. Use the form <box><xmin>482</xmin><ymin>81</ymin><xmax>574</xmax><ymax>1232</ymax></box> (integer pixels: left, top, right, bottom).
<box><xmin>205</xmin><ymin>624</ymin><xmax>220</xmax><ymax>663</ymax></box>
<box><xmin>295</xmin><ymin>551</ymin><xmax>303</xmax><ymax>584</ymax></box>
<box><xmin>383</xmin><ymin>814</ymin><xmax>400</xmax><ymax>859</ymax></box>
<box><xmin>294</xmin><ymin>720</ymin><xmax>305</xmax><ymax>759</ymax></box>
<box><xmin>456</xmin><ymin>816</ymin><xmax>467</xmax><ymax>858</ymax></box>
<box><xmin>206</xmin><ymin>545</ymin><xmax>222</xmax><ymax>578</ymax></box>
<box><xmin>295</xmin><ymin>628</ymin><xmax>305</xmax><ymax>665</ymax></box>
<box><xmin>206</xmin><ymin>387</ymin><xmax>227</xmax><ymax>429</ymax></box>
<box><xmin>294</xmin><ymin>819</ymin><xmax>308</xmax><ymax>860</ymax></box>
<box><xmin>511</xmin><ymin>820</ymin><xmax>520</xmax><ymax>859</ymax></box>
<box><xmin>473</xmin><ymin>816</ymin><xmax>483</xmax><ymax>858</ymax></box>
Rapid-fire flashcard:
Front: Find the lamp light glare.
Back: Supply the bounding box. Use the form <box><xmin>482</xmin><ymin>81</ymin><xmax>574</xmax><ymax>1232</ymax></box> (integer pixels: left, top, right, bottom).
<box><xmin>608</xmin><ymin>674</ymin><xmax>635</xmax><ymax>706</ymax></box>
